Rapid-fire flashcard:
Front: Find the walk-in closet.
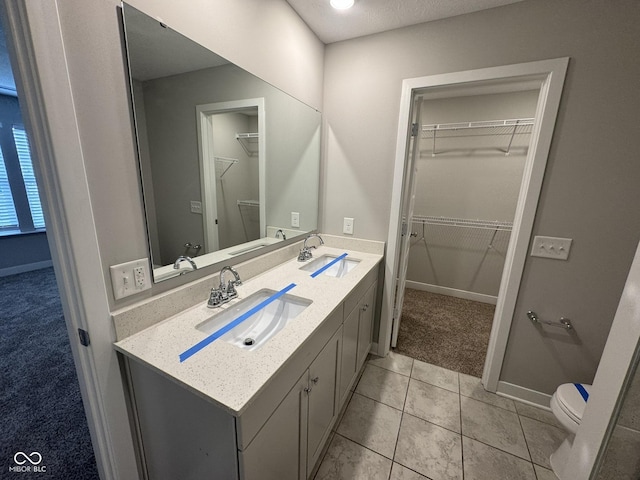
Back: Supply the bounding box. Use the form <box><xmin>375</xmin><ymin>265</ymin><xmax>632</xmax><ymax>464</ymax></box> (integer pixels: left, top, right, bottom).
<box><xmin>394</xmin><ymin>90</ymin><xmax>538</xmax><ymax>377</ymax></box>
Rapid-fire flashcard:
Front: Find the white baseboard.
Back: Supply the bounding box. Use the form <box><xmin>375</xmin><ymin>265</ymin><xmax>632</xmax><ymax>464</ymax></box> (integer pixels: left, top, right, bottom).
<box><xmin>497</xmin><ymin>380</ymin><xmax>552</xmax><ymax>410</ymax></box>
<box><xmin>0</xmin><ymin>259</ymin><xmax>53</xmax><ymax>277</ymax></box>
<box><xmin>405</xmin><ymin>280</ymin><xmax>498</xmax><ymax>305</ymax></box>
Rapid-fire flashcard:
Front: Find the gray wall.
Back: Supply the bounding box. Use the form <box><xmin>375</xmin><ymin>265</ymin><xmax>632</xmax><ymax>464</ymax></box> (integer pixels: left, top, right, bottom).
<box><xmin>0</xmin><ymin>232</ymin><xmax>51</xmax><ymax>273</ymax></box>
<box><xmin>322</xmin><ymin>0</ymin><xmax>640</xmax><ymax>394</ymax></box>
<box><xmin>407</xmin><ymin>91</ymin><xmax>537</xmax><ymax>297</ymax></box>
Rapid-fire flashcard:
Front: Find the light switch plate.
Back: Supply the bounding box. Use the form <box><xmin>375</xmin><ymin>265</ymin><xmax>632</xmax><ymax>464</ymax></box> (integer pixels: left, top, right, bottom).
<box><xmin>190</xmin><ymin>200</ymin><xmax>202</xmax><ymax>214</ymax></box>
<box><xmin>110</xmin><ymin>258</ymin><xmax>151</xmax><ymax>300</ymax></box>
<box><xmin>531</xmin><ymin>236</ymin><xmax>572</xmax><ymax>260</ymax></box>
<box><xmin>291</xmin><ymin>212</ymin><xmax>300</xmax><ymax>228</ymax></box>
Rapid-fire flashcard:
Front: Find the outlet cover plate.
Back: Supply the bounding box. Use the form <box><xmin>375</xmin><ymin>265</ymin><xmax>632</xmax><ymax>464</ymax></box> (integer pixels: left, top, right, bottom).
<box><xmin>531</xmin><ymin>236</ymin><xmax>572</xmax><ymax>260</ymax></box>
<box><xmin>343</xmin><ymin>217</ymin><xmax>354</xmax><ymax>235</ymax></box>
<box><xmin>110</xmin><ymin>258</ymin><xmax>151</xmax><ymax>300</ymax></box>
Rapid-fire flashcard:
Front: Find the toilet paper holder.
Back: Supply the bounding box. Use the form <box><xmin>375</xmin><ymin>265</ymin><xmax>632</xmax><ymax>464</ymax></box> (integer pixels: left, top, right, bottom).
<box><xmin>527</xmin><ymin>311</ymin><xmax>573</xmax><ymax>330</ymax></box>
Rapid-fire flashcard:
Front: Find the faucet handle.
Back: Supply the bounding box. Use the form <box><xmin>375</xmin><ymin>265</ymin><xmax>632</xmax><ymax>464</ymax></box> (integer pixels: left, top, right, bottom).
<box><xmin>226</xmin><ymin>280</ymin><xmax>238</xmax><ymax>299</ymax></box>
<box><xmin>207</xmin><ymin>288</ymin><xmax>222</xmax><ymax>308</ymax></box>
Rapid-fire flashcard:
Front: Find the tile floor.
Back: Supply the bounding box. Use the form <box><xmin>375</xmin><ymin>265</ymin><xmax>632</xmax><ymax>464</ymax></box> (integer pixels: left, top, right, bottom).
<box><xmin>314</xmin><ymin>352</ymin><xmax>564</xmax><ymax>480</ymax></box>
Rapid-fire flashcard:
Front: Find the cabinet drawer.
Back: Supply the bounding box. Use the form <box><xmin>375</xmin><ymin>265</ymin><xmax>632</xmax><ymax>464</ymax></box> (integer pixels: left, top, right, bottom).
<box><xmin>343</xmin><ymin>268</ymin><xmax>377</xmax><ymax>317</ymax></box>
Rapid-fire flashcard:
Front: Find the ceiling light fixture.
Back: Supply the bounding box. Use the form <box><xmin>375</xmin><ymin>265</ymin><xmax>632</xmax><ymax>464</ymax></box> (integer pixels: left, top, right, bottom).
<box><xmin>330</xmin><ymin>0</ymin><xmax>354</xmax><ymax>10</ymax></box>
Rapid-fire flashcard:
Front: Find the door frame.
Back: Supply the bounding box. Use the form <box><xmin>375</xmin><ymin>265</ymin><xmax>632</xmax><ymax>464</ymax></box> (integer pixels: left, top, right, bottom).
<box><xmin>380</xmin><ymin>58</ymin><xmax>569</xmax><ymax>392</ymax></box>
<box><xmin>196</xmin><ymin>98</ymin><xmax>266</xmax><ymax>252</ymax></box>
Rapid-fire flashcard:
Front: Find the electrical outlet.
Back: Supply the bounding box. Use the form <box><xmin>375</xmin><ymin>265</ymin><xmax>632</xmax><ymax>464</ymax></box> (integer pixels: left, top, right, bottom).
<box><xmin>530</xmin><ymin>236</ymin><xmax>572</xmax><ymax>260</ymax></box>
<box><xmin>110</xmin><ymin>258</ymin><xmax>151</xmax><ymax>299</ymax></box>
<box><xmin>343</xmin><ymin>217</ymin><xmax>354</xmax><ymax>235</ymax></box>
<box><xmin>190</xmin><ymin>201</ymin><xmax>202</xmax><ymax>214</ymax></box>
<box><xmin>291</xmin><ymin>212</ymin><xmax>300</xmax><ymax>228</ymax></box>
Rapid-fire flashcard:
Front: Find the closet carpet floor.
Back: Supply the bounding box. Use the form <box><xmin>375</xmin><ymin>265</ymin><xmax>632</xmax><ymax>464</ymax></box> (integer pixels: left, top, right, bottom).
<box><xmin>394</xmin><ymin>289</ymin><xmax>495</xmax><ymax>377</ymax></box>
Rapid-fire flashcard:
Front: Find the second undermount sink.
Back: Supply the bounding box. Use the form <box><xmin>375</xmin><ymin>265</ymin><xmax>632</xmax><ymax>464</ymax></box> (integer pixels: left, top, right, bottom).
<box><xmin>299</xmin><ymin>254</ymin><xmax>360</xmax><ymax>278</ymax></box>
<box><xmin>195</xmin><ymin>288</ymin><xmax>312</xmax><ymax>351</ymax></box>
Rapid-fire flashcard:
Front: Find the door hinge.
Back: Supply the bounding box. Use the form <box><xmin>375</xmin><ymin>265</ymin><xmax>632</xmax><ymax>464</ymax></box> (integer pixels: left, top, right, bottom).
<box><xmin>401</xmin><ymin>222</ymin><xmax>408</xmax><ymax>237</ymax></box>
<box><xmin>78</xmin><ymin>328</ymin><xmax>90</xmax><ymax>347</ymax></box>
<box><xmin>393</xmin><ymin>307</ymin><xmax>399</xmax><ymax>320</ymax></box>
<box><xmin>215</xmin><ymin>218</ymin><xmax>218</xmax><ymax>225</ymax></box>
<box><xmin>411</xmin><ymin>122</ymin><xmax>419</xmax><ymax>137</ymax></box>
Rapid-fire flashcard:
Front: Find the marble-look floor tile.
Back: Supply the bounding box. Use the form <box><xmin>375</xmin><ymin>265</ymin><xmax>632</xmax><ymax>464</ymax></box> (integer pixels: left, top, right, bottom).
<box><xmin>355</xmin><ymin>364</ymin><xmax>410</xmax><ymax>410</ymax></box>
<box><xmin>462</xmin><ymin>436</ymin><xmax>536</xmax><ymax>480</ymax></box>
<box><xmin>314</xmin><ymin>434</ymin><xmax>392</xmax><ymax>480</ymax></box>
<box><xmin>395</xmin><ymin>413</ymin><xmax>463</xmax><ymax>480</ymax></box>
<box><xmin>390</xmin><ymin>462</ymin><xmax>429</xmax><ymax>479</ymax></box>
<box><xmin>461</xmin><ymin>396</ymin><xmax>530</xmax><ymax>460</ymax></box>
<box><xmin>459</xmin><ymin>373</ymin><xmax>515</xmax><ymax>412</ymax></box>
<box><xmin>369</xmin><ymin>351</ymin><xmax>414</xmax><ymax>376</ymax></box>
<box><xmin>519</xmin><ymin>416</ymin><xmax>564</xmax><ymax>468</ymax></box>
<box><xmin>336</xmin><ymin>393</ymin><xmax>402</xmax><ymax>459</ymax></box>
<box><xmin>405</xmin><ymin>379</ymin><xmax>461</xmax><ymax>433</ymax></box>
<box><xmin>534</xmin><ymin>465</ymin><xmax>559</xmax><ymax>480</ymax></box>
<box><xmin>411</xmin><ymin>360</ymin><xmax>459</xmax><ymax>393</ymax></box>
<box><xmin>514</xmin><ymin>401</ymin><xmax>562</xmax><ymax>429</ymax></box>
<box><xmin>597</xmin><ymin>425</ymin><xmax>640</xmax><ymax>479</ymax></box>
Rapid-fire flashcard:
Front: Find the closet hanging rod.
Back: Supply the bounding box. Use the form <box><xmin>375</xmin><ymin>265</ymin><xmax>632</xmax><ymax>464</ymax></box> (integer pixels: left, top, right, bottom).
<box><xmin>411</xmin><ymin>215</ymin><xmax>513</xmax><ymax>232</ymax></box>
<box><xmin>237</xmin><ymin>200</ymin><xmax>260</xmax><ymax>207</ymax></box>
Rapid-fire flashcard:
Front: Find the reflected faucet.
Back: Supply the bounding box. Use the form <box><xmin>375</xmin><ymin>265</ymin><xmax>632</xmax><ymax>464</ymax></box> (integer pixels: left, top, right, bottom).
<box><xmin>208</xmin><ymin>266</ymin><xmax>243</xmax><ymax>308</ymax></box>
<box><xmin>297</xmin><ymin>233</ymin><xmax>324</xmax><ymax>262</ymax></box>
<box><xmin>173</xmin><ymin>255</ymin><xmax>197</xmax><ymax>272</ymax></box>
<box><xmin>275</xmin><ymin>229</ymin><xmax>286</xmax><ymax>240</ymax></box>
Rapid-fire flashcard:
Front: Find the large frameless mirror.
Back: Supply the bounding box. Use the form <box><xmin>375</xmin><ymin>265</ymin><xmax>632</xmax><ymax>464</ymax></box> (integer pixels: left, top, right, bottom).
<box><xmin>121</xmin><ymin>3</ymin><xmax>321</xmax><ymax>282</ymax></box>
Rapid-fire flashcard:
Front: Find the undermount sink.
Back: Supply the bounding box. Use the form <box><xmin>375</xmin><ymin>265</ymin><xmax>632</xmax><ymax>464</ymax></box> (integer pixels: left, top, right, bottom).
<box><xmin>299</xmin><ymin>254</ymin><xmax>360</xmax><ymax>278</ymax></box>
<box><xmin>195</xmin><ymin>288</ymin><xmax>312</xmax><ymax>351</ymax></box>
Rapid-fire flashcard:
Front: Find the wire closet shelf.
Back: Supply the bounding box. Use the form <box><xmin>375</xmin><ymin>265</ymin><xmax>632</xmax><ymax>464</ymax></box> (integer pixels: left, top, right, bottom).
<box><xmin>411</xmin><ymin>215</ymin><xmax>513</xmax><ymax>232</ymax></box>
<box><xmin>421</xmin><ymin>117</ymin><xmax>534</xmax><ymax>156</ymax></box>
<box><xmin>214</xmin><ymin>156</ymin><xmax>238</xmax><ymax>178</ymax></box>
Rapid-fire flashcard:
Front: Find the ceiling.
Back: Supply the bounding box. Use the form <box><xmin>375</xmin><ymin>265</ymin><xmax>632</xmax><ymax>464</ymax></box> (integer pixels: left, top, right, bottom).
<box><xmin>286</xmin><ymin>0</ymin><xmax>526</xmax><ymax>44</ymax></box>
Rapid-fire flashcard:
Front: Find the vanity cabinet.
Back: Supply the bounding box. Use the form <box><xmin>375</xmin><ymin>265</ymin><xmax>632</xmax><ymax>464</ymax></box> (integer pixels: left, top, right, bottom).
<box><xmin>123</xmin><ymin>263</ymin><xmax>379</xmax><ymax>480</ymax></box>
<box><xmin>240</xmin><ymin>326</ymin><xmax>341</xmax><ymax>480</ymax></box>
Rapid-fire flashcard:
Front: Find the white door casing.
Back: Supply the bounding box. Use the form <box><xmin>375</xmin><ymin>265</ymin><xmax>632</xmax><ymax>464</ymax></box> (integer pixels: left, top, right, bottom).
<box><xmin>380</xmin><ymin>58</ymin><xmax>569</xmax><ymax>393</ymax></box>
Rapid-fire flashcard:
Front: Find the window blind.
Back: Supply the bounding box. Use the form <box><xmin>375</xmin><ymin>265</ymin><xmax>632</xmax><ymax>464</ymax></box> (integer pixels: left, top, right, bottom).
<box><xmin>0</xmin><ymin>148</ymin><xmax>19</xmax><ymax>230</ymax></box>
<box><xmin>13</xmin><ymin>125</ymin><xmax>45</xmax><ymax>229</ymax></box>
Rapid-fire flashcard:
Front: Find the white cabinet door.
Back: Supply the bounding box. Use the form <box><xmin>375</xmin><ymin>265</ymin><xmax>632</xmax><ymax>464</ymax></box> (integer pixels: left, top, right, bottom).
<box><xmin>307</xmin><ymin>327</ymin><xmax>341</xmax><ymax>476</ymax></box>
<box><xmin>356</xmin><ymin>283</ymin><xmax>376</xmax><ymax>370</ymax></box>
<box><xmin>240</xmin><ymin>373</ymin><xmax>308</xmax><ymax>480</ymax></box>
<box><xmin>339</xmin><ymin>305</ymin><xmax>359</xmax><ymax>407</ymax></box>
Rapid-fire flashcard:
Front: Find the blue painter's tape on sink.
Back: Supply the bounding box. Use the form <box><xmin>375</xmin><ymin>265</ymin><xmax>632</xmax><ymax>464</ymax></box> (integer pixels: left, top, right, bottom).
<box><xmin>310</xmin><ymin>253</ymin><xmax>349</xmax><ymax>278</ymax></box>
<box><xmin>179</xmin><ymin>283</ymin><xmax>297</xmax><ymax>362</ymax></box>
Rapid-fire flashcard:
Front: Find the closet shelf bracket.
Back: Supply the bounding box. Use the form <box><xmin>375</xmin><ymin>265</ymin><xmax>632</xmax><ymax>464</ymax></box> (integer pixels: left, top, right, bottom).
<box><xmin>236</xmin><ymin>132</ymin><xmax>259</xmax><ymax>156</ymax></box>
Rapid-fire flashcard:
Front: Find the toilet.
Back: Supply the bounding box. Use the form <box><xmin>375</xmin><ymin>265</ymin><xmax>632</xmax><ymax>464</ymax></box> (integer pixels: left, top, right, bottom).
<box><xmin>549</xmin><ymin>382</ymin><xmax>592</xmax><ymax>478</ymax></box>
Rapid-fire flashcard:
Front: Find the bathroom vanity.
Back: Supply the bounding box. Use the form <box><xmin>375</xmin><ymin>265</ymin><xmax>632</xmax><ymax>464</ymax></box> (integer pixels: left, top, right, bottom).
<box><xmin>115</xmin><ymin>244</ymin><xmax>381</xmax><ymax>480</ymax></box>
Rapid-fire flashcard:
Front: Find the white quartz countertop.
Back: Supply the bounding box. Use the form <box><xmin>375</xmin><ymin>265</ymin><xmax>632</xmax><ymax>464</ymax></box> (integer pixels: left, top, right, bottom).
<box><xmin>114</xmin><ymin>245</ymin><xmax>382</xmax><ymax>416</ymax></box>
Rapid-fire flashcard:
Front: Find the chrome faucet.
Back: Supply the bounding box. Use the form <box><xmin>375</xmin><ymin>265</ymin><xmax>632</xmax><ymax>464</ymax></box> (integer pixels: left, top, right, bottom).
<box><xmin>208</xmin><ymin>266</ymin><xmax>242</xmax><ymax>308</ymax></box>
<box><xmin>275</xmin><ymin>229</ymin><xmax>286</xmax><ymax>240</ymax></box>
<box><xmin>297</xmin><ymin>233</ymin><xmax>324</xmax><ymax>262</ymax></box>
<box><xmin>173</xmin><ymin>255</ymin><xmax>197</xmax><ymax>272</ymax></box>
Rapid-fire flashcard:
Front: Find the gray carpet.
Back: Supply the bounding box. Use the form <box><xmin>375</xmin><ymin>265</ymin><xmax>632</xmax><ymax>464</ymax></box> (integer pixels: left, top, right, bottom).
<box><xmin>0</xmin><ymin>267</ymin><xmax>99</xmax><ymax>479</ymax></box>
<box><xmin>394</xmin><ymin>288</ymin><xmax>495</xmax><ymax>377</ymax></box>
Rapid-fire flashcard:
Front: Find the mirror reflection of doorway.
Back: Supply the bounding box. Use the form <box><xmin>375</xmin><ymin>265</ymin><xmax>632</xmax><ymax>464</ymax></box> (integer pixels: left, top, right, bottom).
<box><xmin>209</xmin><ymin>108</ymin><xmax>260</xmax><ymax>250</ymax></box>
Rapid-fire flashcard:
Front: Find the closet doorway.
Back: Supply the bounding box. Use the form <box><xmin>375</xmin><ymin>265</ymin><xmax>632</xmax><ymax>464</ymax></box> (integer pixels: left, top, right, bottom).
<box><xmin>395</xmin><ymin>90</ymin><xmax>538</xmax><ymax>377</ymax></box>
<box><xmin>380</xmin><ymin>59</ymin><xmax>569</xmax><ymax>392</ymax></box>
